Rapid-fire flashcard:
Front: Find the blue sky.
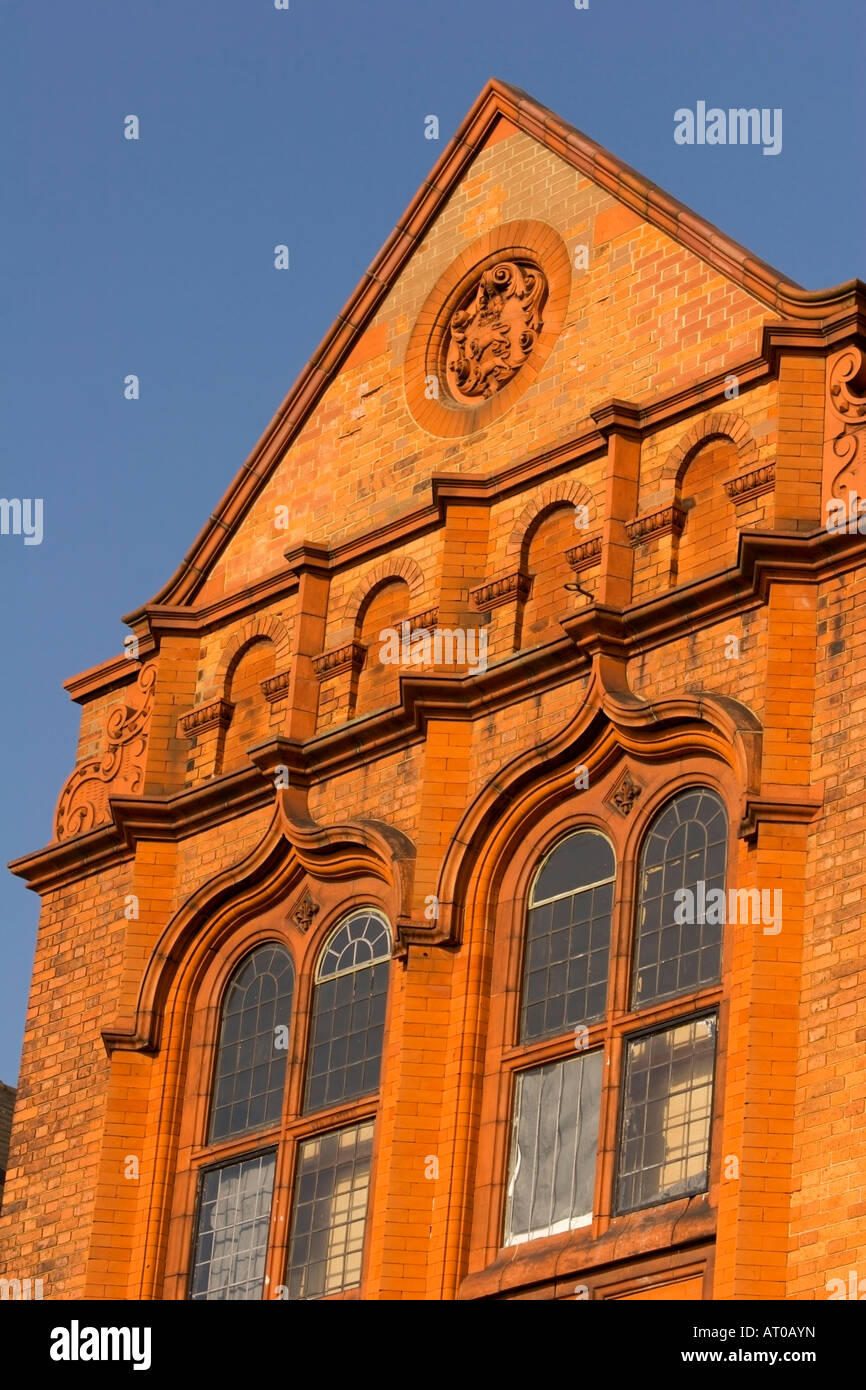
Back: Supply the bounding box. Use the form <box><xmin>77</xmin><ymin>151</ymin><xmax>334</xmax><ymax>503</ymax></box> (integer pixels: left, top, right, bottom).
<box><xmin>1</xmin><ymin>0</ymin><xmax>862</xmax><ymax>1082</ymax></box>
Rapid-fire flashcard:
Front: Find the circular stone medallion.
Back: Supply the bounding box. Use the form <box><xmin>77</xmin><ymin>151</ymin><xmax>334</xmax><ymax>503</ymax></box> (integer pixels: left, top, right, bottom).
<box><xmin>446</xmin><ymin>260</ymin><xmax>547</xmax><ymax>404</ymax></box>
<box><xmin>404</xmin><ymin>220</ymin><xmax>571</xmax><ymax>437</ymax></box>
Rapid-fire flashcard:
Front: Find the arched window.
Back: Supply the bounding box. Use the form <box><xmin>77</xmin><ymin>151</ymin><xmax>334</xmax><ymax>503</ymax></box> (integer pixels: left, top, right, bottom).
<box><xmin>209</xmin><ymin>944</ymin><xmax>295</xmax><ymax>1142</ymax></box>
<box><xmin>504</xmin><ymin>829</ymin><xmax>614</xmax><ymax>1246</ymax></box>
<box><xmin>673</xmin><ymin>438</ymin><xmax>740</xmax><ymax>587</ymax></box>
<box><xmin>633</xmin><ymin>787</ymin><xmax>728</xmax><ymax>1006</ymax></box>
<box><xmin>220</xmin><ymin>639</ymin><xmax>276</xmax><ymax>774</ymax></box>
<box><xmin>499</xmin><ymin>785</ymin><xmax>729</xmax><ymax>1256</ymax></box>
<box><xmin>611</xmin><ymin>789</ymin><xmax>727</xmax><ymax>1214</ymax></box>
<box><xmin>353</xmin><ymin>579</ymin><xmax>411</xmax><ymax>717</ymax></box>
<box><xmin>305</xmin><ymin>911</ymin><xmax>391</xmax><ymax>1113</ymax></box>
<box><xmin>518</xmin><ymin>505</ymin><xmax>577</xmax><ymax>649</ymax></box>
<box><xmin>185</xmin><ymin>910</ymin><xmax>393</xmax><ymax>1302</ymax></box>
<box><xmin>522</xmin><ymin>829</ymin><xmax>615</xmax><ymax>1040</ymax></box>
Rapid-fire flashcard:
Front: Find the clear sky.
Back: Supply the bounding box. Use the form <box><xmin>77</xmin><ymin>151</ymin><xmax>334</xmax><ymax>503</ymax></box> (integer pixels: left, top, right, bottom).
<box><xmin>1</xmin><ymin>0</ymin><xmax>862</xmax><ymax>1082</ymax></box>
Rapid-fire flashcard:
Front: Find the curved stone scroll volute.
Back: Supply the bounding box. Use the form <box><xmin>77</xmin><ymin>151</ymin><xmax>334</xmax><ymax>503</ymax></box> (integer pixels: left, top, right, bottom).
<box><xmin>825</xmin><ymin>345</ymin><xmax>866</xmax><ymax>505</ymax></box>
<box><xmin>54</xmin><ymin>662</ymin><xmax>157</xmax><ymax>841</ymax></box>
<box><xmin>274</xmin><ymin>787</ymin><xmax>416</xmax><ymax>929</ymax></box>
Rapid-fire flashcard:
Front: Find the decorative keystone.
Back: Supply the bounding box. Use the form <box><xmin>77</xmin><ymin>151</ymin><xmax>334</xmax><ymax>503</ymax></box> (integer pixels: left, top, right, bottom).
<box><xmin>290</xmin><ymin>887</ymin><xmax>320</xmax><ymax>932</ymax></box>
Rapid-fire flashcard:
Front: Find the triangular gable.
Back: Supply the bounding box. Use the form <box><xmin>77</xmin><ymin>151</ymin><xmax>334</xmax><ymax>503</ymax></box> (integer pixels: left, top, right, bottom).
<box><xmin>125</xmin><ymin>77</ymin><xmax>855</xmax><ymax>622</ymax></box>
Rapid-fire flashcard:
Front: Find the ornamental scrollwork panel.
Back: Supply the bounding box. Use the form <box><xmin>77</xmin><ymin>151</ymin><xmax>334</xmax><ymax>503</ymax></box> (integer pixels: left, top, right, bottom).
<box><xmin>826</xmin><ymin>347</ymin><xmax>866</xmax><ymax>504</ymax></box>
<box><xmin>55</xmin><ymin>662</ymin><xmax>157</xmax><ymax>841</ymax></box>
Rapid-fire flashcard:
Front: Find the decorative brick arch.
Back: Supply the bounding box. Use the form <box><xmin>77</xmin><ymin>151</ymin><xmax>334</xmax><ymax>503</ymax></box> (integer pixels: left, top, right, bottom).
<box><xmin>506</xmin><ymin>480</ymin><xmax>597</xmax><ymax>560</ymax></box>
<box><xmin>345</xmin><ymin>557</ymin><xmax>426</xmax><ymax>631</ymax></box>
<box><xmin>666</xmin><ymin>412</ymin><xmax>760</xmax><ymax>490</ymax></box>
<box><xmin>216</xmin><ymin>615</ymin><xmax>292</xmax><ymax>686</ymax></box>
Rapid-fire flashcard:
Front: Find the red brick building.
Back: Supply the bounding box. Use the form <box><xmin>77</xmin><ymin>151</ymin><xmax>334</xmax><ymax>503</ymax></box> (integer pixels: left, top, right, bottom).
<box><xmin>2</xmin><ymin>79</ymin><xmax>865</xmax><ymax>1301</ymax></box>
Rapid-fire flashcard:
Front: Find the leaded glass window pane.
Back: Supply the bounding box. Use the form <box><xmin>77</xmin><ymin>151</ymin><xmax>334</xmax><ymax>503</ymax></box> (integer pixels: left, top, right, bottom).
<box><xmin>304</xmin><ymin>912</ymin><xmax>391</xmax><ymax>1113</ymax></box>
<box><xmin>521</xmin><ymin>830</ymin><xmax>615</xmax><ymax>1041</ymax></box>
<box><xmin>616</xmin><ymin>1014</ymin><xmax>716</xmax><ymax>1213</ymax></box>
<box><xmin>504</xmin><ymin>1050</ymin><xmax>603</xmax><ymax>1246</ymax></box>
<box><xmin>285</xmin><ymin>1120</ymin><xmax>374</xmax><ymax>1299</ymax></box>
<box><xmin>632</xmin><ymin>788</ymin><xmax>728</xmax><ymax>1007</ymax></box>
<box><xmin>210</xmin><ymin>944</ymin><xmax>294</xmax><ymax>1142</ymax></box>
<box><xmin>189</xmin><ymin>1151</ymin><xmax>276</xmax><ymax>1300</ymax></box>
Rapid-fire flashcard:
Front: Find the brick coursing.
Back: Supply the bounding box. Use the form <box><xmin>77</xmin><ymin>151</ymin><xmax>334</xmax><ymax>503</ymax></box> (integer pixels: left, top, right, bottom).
<box><xmin>2</xmin><ymin>82</ymin><xmax>864</xmax><ymax>1303</ymax></box>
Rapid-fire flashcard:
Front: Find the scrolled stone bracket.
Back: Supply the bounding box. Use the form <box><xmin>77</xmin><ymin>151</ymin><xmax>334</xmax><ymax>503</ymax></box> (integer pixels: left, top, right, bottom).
<box><xmin>54</xmin><ymin>662</ymin><xmax>158</xmax><ymax>842</ymax></box>
<box><xmin>825</xmin><ymin>345</ymin><xmax>866</xmax><ymax>504</ymax></box>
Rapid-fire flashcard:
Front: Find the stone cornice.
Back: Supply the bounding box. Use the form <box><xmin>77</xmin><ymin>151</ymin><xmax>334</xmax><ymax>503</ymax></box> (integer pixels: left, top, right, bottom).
<box><xmin>566</xmin><ymin>535</ymin><xmax>603</xmax><ymax>571</ymax></box>
<box><xmin>591</xmin><ymin>399</ymin><xmax>644</xmax><ymax>440</ymax></box>
<box><xmin>9</xmin><ymin>767</ymin><xmax>272</xmax><ymax>894</ymax></box>
<box><xmin>178</xmin><ymin>699</ymin><xmax>234</xmax><ymax>738</ymax></box>
<box><xmin>724</xmin><ymin>462</ymin><xmax>776</xmax><ymax>503</ymax></box>
<box><xmin>562</xmin><ymin>525</ymin><xmax>866</xmax><ymax>657</ymax></box>
<box><xmin>626</xmin><ymin>506</ymin><xmax>686</xmax><ymax>545</ymax></box>
<box><xmin>61</xmin><ymin>323</ymin><xmax>858</xmax><ymax>703</ymax></box>
<box><xmin>9</xmin><ymin>824</ymin><xmax>137</xmax><ymax>896</ymax></box>
<box><xmin>248</xmin><ymin>637</ymin><xmax>592</xmax><ymax>789</ymax></box>
<box><xmin>64</xmin><ymin>654</ymin><xmax>144</xmax><ymax>705</ymax></box>
<box><xmin>313</xmin><ymin>641</ymin><xmax>366</xmax><ymax>679</ymax></box>
<box><xmin>470</xmin><ymin>571</ymin><xmax>531</xmax><ymax>612</ymax></box>
<box><xmin>739</xmin><ymin>791</ymin><xmax>824</xmax><ymax>842</ymax></box>
<box><xmin>16</xmin><ymin>525</ymin><xmax>866</xmax><ymax>892</ymax></box>
<box><xmin>261</xmin><ymin>671</ymin><xmax>291</xmax><ymax>703</ymax></box>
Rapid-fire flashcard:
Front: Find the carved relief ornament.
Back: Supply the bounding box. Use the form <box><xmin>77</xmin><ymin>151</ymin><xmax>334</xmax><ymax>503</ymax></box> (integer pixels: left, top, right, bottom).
<box><xmin>290</xmin><ymin>887</ymin><xmax>320</xmax><ymax>932</ymax></box>
<box><xmin>446</xmin><ymin>260</ymin><xmax>547</xmax><ymax>403</ymax></box>
<box><xmin>55</xmin><ymin>662</ymin><xmax>157</xmax><ymax>841</ymax></box>
<box><xmin>826</xmin><ymin>346</ymin><xmax>866</xmax><ymax>503</ymax></box>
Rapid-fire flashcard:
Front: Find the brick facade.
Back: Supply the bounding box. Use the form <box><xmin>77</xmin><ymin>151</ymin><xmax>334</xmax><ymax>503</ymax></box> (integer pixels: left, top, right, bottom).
<box><xmin>2</xmin><ymin>80</ymin><xmax>864</xmax><ymax>1301</ymax></box>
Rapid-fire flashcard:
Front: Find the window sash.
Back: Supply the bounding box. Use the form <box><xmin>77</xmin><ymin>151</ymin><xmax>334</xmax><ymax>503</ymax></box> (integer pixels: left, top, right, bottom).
<box><xmin>632</xmin><ymin>789</ymin><xmax>728</xmax><ymax>1008</ymax></box>
<box><xmin>303</xmin><ymin>959</ymin><xmax>389</xmax><ymax>1113</ymax></box>
<box><xmin>189</xmin><ymin>1150</ymin><xmax>276</xmax><ymax>1301</ymax></box>
<box><xmin>504</xmin><ymin>1050</ymin><xmax>603</xmax><ymax>1246</ymax></box>
<box><xmin>209</xmin><ymin>945</ymin><xmax>294</xmax><ymax>1143</ymax></box>
<box><xmin>521</xmin><ymin>879</ymin><xmax>614</xmax><ymax>1042</ymax></box>
<box><xmin>615</xmin><ymin>1013</ymin><xmax>717</xmax><ymax>1214</ymax></box>
<box><xmin>284</xmin><ymin>1119</ymin><xmax>375</xmax><ymax>1300</ymax></box>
